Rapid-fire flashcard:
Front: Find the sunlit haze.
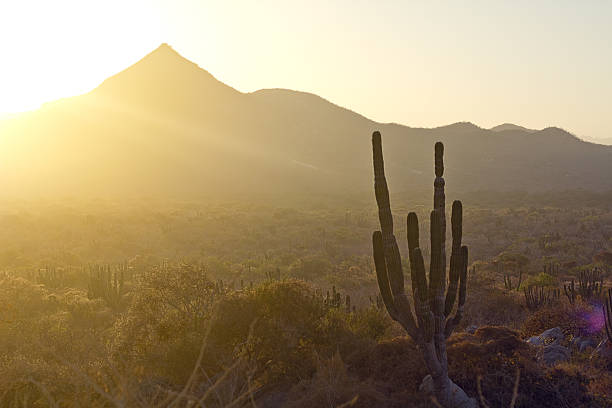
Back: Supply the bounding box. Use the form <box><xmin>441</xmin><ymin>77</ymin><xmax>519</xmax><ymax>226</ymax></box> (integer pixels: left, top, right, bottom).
<box><xmin>1</xmin><ymin>3</ymin><xmax>612</xmax><ymax>405</ymax></box>
<box><xmin>1</xmin><ymin>0</ymin><xmax>611</xmax><ymax>142</ymax></box>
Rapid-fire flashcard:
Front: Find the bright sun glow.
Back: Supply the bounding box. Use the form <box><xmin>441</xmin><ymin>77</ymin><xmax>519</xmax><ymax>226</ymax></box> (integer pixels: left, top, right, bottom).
<box><xmin>0</xmin><ymin>0</ymin><xmax>164</xmax><ymax>115</ymax></box>
<box><xmin>1</xmin><ymin>1</ymin><xmax>611</xmax><ymax>141</ymax></box>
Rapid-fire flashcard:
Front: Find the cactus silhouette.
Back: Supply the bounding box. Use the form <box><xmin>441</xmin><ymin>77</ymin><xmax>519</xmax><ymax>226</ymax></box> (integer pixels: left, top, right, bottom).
<box><xmin>564</xmin><ymin>268</ymin><xmax>603</xmax><ymax>304</ymax></box>
<box><xmin>87</xmin><ymin>264</ymin><xmax>124</xmax><ymax>311</ymax></box>
<box><xmin>504</xmin><ymin>270</ymin><xmax>523</xmax><ymax>291</ymax></box>
<box><xmin>524</xmin><ymin>285</ymin><xmax>558</xmax><ymax>311</ymax></box>
<box><xmin>371</xmin><ymin>132</ymin><xmax>469</xmax><ymax>407</ymax></box>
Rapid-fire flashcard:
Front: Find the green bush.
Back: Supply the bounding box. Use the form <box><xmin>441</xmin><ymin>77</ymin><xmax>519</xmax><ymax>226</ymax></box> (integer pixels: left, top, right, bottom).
<box><xmin>522</xmin><ymin>272</ymin><xmax>557</xmax><ymax>289</ymax></box>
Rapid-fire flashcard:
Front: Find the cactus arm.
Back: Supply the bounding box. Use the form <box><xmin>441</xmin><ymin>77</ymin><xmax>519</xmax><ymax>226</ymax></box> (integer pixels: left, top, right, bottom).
<box><xmin>407</xmin><ymin>212</ymin><xmax>420</xmax><ymax>255</ymax></box>
<box><xmin>372</xmin><ymin>231</ymin><xmax>398</xmax><ymax>320</ymax></box>
<box><xmin>372</xmin><ymin>131</ymin><xmax>405</xmax><ymax>296</ymax></box>
<box><xmin>372</xmin><ymin>132</ymin><xmax>418</xmax><ymax>338</ymax></box>
<box><xmin>445</xmin><ymin>246</ymin><xmax>468</xmax><ymax>338</ymax></box>
<box><xmin>412</xmin><ymin>247</ymin><xmax>433</xmax><ymax>343</ymax></box>
<box><xmin>444</xmin><ymin>200</ymin><xmax>463</xmax><ymax>316</ymax></box>
<box><xmin>407</xmin><ymin>212</ymin><xmax>420</xmax><ymax>299</ymax></box>
<box><xmin>372</xmin><ymin>131</ymin><xmax>394</xmax><ymax>236</ymax></box>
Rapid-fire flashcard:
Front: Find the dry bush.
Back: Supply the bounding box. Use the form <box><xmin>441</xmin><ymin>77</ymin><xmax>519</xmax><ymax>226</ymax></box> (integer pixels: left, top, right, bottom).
<box><xmin>586</xmin><ymin>368</ymin><xmax>612</xmax><ymax>404</ymax></box>
<box><xmin>348</xmin><ymin>337</ymin><xmax>430</xmax><ymax>408</ymax></box>
<box><xmin>447</xmin><ymin>326</ymin><xmax>597</xmax><ymax>407</ymax></box>
<box><xmin>113</xmin><ymin>276</ymin><xmax>384</xmax><ymax>391</ymax></box>
<box><xmin>462</xmin><ymin>286</ymin><xmax>526</xmax><ymax>328</ymax></box>
<box><xmin>520</xmin><ymin>299</ymin><xmax>596</xmax><ymax>338</ymax></box>
<box><xmin>285</xmin><ymin>352</ymin><xmax>381</xmax><ymax>408</ymax></box>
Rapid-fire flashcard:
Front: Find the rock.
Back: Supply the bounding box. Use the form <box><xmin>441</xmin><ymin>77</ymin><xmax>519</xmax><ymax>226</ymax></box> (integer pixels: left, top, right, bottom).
<box><xmin>574</xmin><ymin>337</ymin><xmax>598</xmax><ymax>353</ymax></box>
<box><xmin>419</xmin><ymin>375</ymin><xmax>478</xmax><ymax>408</ymax></box>
<box><xmin>538</xmin><ymin>344</ymin><xmax>570</xmax><ymax>366</ymax></box>
<box><xmin>526</xmin><ymin>327</ymin><xmax>565</xmax><ymax>348</ymax></box>
<box><xmin>540</xmin><ymin>327</ymin><xmax>564</xmax><ymax>345</ymax></box>
<box><xmin>465</xmin><ymin>325</ymin><xmax>478</xmax><ymax>334</ymax></box>
<box><xmin>526</xmin><ymin>336</ymin><xmax>543</xmax><ymax>346</ymax></box>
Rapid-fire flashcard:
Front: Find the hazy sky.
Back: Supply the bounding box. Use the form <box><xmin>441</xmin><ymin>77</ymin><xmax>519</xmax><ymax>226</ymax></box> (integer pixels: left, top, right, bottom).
<box><xmin>1</xmin><ymin>1</ymin><xmax>611</xmax><ymax>141</ymax></box>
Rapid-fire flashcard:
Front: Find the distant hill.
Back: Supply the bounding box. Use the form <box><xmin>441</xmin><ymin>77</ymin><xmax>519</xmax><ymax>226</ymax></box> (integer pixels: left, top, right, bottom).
<box><xmin>490</xmin><ymin>123</ymin><xmax>537</xmax><ymax>133</ymax></box>
<box><xmin>1</xmin><ymin>43</ymin><xmax>611</xmax><ymax>199</ymax></box>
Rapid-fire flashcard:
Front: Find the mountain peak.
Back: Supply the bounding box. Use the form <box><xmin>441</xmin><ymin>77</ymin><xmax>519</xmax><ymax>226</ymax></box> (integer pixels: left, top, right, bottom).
<box><xmin>144</xmin><ymin>42</ymin><xmax>187</xmax><ymax>62</ymax></box>
<box><xmin>121</xmin><ymin>42</ymin><xmax>201</xmax><ymax>75</ymax></box>
<box><xmin>92</xmin><ymin>43</ymin><xmax>240</xmax><ymax>105</ymax></box>
<box><xmin>157</xmin><ymin>42</ymin><xmax>173</xmax><ymax>50</ymax></box>
<box><xmin>436</xmin><ymin>122</ymin><xmax>482</xmax><ymax>133</ymax></box>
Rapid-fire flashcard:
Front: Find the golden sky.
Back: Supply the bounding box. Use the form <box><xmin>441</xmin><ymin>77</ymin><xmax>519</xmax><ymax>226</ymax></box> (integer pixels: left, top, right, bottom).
<box><xmin>1</xmin><ymin>0</ymin><xmax>611</xmax><ymax>141</ymax></box>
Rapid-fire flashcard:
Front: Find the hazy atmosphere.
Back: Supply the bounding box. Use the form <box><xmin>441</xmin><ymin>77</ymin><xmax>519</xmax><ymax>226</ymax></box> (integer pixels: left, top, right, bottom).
<box><xmin>1</xmin><ymin>1</ymin><xmax>611</xmax><ymax>143</ymax></box>
<box><xmin>0</xmin><ymin>2</ymin><xmax>611</xmax><ymax>408</ymax></box>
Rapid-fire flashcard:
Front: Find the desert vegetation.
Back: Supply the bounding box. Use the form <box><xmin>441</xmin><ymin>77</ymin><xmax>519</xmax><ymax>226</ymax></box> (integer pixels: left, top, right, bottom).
<box><xmin>1</xmin><ymin>136</ymin><xmax>611</xmax><ymax>407</ymax></box>
<box><xmin>2</xmin><ymin>2</ymin><xmax>612</xmax><ymax>406</ymax></box>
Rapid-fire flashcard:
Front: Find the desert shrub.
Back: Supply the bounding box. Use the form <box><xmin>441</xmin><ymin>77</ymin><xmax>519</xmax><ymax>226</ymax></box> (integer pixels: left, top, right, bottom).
<box><xmin>520</xmin><ymin>299</ymin><xmax>597</xmax><ymax>338</ymax></box>
<box><xmin>447</xmin><ymin>326</ymin><xmax>597</xmax><ymax>408</ymax></box>
<box><xmin>522</xmin><ymin>272</ymin><xmax>558</xmax><ymax>288</ymax></box>
<box><xmin>204</xmin><ymin>280</ymin><xmax>328</xmax><ymax>384</ymax></box>
<box><xmin>111</xmin><ymin>263</ymin><xmax>220</xmax><ymax>382</ymax></box>
<box><xmin>346</xmin><ymin>305</ymin><xmax>391</xmax><ymax>341</ymax></box>
<box><xmin>206</xmin><ymin>280</ymin><xmax>380</xmax><ymax>386</ymax></box>
<box><xmin>287</xmin><ymin>256</ymin><xmax>333</xmax><ymax>280</ymax></box>
<box><xmin>113</xmin><ymin>275</ymin><xmax>379</xmax><ymax>388</ymax></box>
<box><xmin>462</xmin><ymin>286</ymin><xmax>526</xmax><ymax>328</ymax></box>
<box><xmin>0</xmin><ymin>278</ymin><xmax>121</xmax><ymax>406</ymax></box>
<box><xmin>587</xmin><ymin>368</ymin><xmax>612</xmax><ymax>404</ymax></box>
<box><xmin>347</xmin><ymin>327</ymin><xmax>600</xmax><ymax>408</ymax></box>
<box><xmin>285</xmin><ymin>352</ymin><xmax>381</xmax><ymax>408</ymax></box>
<box><xmin>348</xmin><ymin>337</ymin><xmax>430</xmax><ymax>407</ymax></box>
<box><xmin>0</xmin><ymin>276</ymin><xmax>55</xmax><ymax>321</ymax></box>
<box><xmin>0</xmin><ymin>278</ymin><xmax>110</xmax><ymax>360</ymax></box>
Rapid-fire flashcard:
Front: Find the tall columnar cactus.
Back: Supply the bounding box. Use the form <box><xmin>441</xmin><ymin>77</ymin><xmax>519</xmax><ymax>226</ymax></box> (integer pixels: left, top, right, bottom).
<box><xmin>37</xmin><ymin>266</ymin><xmax>65</xmax><ymax>288</ymax></box>
<box><xmin>371</xmin><ymin>132</ymin><xmax>469</xmax><ymax>407</ymax></box>
<box><xmin>578</xmin><ymin>268</ymin><xmax>603</xmax><ymax>299</ymax></box>
<box><xmin>523</xmin><ymin>285</ymin><xmax>558</xmax><ymax>311</ymax></box>
<box><xmin>87</xmin><ymin>265</ymin><xmax>124</xmax><ymax>310</ymax></box>
<box><xmin>563</xmin><ymin>280</ymin><xmax>577</xmax><ymax>305</ymax></box>
<box><xmin>503</xmin><ymin>270</ymin><xmax>523</xmax><ymax>291</ymax></box>
<box><xmin>564</xmin><ymin>268</ymin><xmax>603</xmax><ymax>303</ymax></box>
<box><xmin>543</xmin><ymin>262</ymin><xmax>559</xmax><ymax>276</ymax></box>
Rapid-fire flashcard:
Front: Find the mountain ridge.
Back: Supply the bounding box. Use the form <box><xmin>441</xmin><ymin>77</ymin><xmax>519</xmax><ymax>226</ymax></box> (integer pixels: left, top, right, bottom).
<box><xmin>1</xmin><ymin>43</ymin><xmax>610</xmax><ymax>199</ymax></box>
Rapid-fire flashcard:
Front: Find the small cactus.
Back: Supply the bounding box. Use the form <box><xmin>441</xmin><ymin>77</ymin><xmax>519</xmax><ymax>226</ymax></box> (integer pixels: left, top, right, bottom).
<box><xmin>87</xmin><ymin>264</ymin><xmax>124</xmax><ymax>311</ymax></box>
<box><xmin>564</xmin><ymin>268</ymin><xmax>603</xmax><ymax>304</ymax></box>
<box><xmin>503</xmin><ymin>270</ymin><xmax>523</xmax><ymax>291</ymax></box>
<box><xmin>524</xmin><ymin>285</ymin><xmax>558</xmax><ymax>311</ymax></box>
